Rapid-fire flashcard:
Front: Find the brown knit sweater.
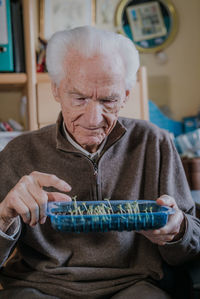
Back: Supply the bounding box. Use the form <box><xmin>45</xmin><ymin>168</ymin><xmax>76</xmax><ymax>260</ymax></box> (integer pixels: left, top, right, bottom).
<box><xmin>0</xmin><ymin>113</ymin><xmax>199</xmax><ymax>298</ymax></box>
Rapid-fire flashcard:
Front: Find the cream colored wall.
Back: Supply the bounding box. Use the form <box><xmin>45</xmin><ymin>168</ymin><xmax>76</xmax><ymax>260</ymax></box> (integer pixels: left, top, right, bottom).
<box><xmin>140</xmin><ymin>0</ymin><xmax>200</xmax><ymax>120</ymax></box>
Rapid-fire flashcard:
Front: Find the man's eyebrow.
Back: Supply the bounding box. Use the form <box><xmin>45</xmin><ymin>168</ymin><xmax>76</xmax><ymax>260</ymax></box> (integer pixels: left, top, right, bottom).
<box><xmin>98</xmin><ymin>94</ymin><xmax>121</xmax><ymax>101</ymax></box>
<box><xmin>67</xmin><ymin>90</ymin><xmax>120</xmax><ymax>100</ymax></box>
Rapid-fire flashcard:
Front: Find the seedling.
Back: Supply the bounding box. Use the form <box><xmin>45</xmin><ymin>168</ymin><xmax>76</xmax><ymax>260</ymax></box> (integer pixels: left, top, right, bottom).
<box><xmin>54</xmin><ymin>197</ymin><xmax>153</xmax><ymax>217</ymax></box>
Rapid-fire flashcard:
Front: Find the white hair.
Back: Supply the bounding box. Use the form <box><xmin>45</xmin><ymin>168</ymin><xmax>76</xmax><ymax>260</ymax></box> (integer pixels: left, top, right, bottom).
<box><xmin>46</xmin><ymin>26</ymin><xmax>140</xmax><ymax>90</ymax></box>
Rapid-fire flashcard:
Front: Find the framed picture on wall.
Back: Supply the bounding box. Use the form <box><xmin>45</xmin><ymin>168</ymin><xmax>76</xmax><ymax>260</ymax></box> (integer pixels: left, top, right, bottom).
<box><xmin>115</xmin><ymin>0</ymin><xmax>178</xmax><ymax>53</ymax></box>
<box><xmin>40</xmin><ymin>0</ymin><xmax>93</xmax><ymax>41</ymax></box>
<box><xmin>126</xmin><ymin>1</ymin><xmax>167</xmax><ymax>42</ymax></box>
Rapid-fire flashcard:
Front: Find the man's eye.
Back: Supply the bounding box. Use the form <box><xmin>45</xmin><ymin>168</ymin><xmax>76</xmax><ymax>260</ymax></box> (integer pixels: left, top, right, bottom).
<box><xmin>101</xmin><ymin>99</ymin><xmax>117</xmax><ymax>105</ymax></box>
<box><xmin>72</xmin><ymin>97</ymin><xmax>87</xmax><ymax>106</ymax></box>
<box><xmin>75</xmin><ymin>97</ymin><xmax>87</xmax><ymax>103</ymax></box>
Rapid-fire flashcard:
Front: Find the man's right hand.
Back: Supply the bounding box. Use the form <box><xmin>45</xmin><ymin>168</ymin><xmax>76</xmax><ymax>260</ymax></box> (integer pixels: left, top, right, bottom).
<box><xmin>0</xmin><ymin>171</ymin><xmax>71</xmax><ymax>231</ymax></box>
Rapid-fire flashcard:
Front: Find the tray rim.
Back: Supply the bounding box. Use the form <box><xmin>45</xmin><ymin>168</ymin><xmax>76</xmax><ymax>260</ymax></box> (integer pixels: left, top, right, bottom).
<box><xmin>46</xmin><ymin>200</ymin><xmax>175</xmax><ymax>218</ymax></box>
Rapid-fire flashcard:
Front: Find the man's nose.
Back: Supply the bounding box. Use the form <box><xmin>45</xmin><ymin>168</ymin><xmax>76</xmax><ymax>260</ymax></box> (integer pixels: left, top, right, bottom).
<box><xmin>84</xmin><ymin>101</ymin><xmax>103</xmax><ymax>126</ymax></box>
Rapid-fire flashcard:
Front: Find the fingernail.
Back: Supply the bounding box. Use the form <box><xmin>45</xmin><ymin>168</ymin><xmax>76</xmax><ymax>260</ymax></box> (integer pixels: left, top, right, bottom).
<box><xmin>40</xmin><ymin>217</ymin><xmax>46</xmax><ymax>224</ymax></box>
<box><xmin>64</xmin><ymin>184</ymin><xmax>71</xmax><ymax>191</ymax></box>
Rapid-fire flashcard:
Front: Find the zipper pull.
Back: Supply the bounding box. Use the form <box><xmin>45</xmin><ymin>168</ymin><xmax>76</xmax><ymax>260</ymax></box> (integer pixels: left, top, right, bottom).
<box><xmin>93</xmin><ymin>163</ymin><xmax>98</xmax><ymax>176</ymax></box>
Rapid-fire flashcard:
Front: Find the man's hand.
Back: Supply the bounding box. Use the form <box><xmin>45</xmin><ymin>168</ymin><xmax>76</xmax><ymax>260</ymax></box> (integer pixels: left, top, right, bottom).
<box><xmin>139</xmin><ymin>195</ymin><xmax>185</xmax><ymax>246</ymax></box>
<box><xmin>0</xmin><ymin>171</ymin><xmax>71</xmax><ymax>231</ymax></box>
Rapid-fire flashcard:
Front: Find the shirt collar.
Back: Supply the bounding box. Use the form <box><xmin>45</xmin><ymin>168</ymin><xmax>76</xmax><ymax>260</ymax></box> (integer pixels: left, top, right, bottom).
<box><xmin>62</xmin><ymin>121</ymin><xmax>107</xmax><ymax>160</ymax></box>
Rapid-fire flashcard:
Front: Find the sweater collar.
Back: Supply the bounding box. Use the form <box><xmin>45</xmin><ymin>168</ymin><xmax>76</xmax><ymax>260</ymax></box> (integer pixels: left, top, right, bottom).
<box><xmin>56</xmin><ymin>112</ymin><xmax>127</xmax><ymax>154</ymax></box>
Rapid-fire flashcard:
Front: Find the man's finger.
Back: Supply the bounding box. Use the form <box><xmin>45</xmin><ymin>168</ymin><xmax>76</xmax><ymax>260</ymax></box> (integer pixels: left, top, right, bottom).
<box><xmin>47</xmin><ymin>192</ymin><xmax>72</xmax><ymax>202</ymax></box>
<box><xmin>156</xmin><ymin>194</ymin><xmax>178</xmax><ymax>209</ymax></box>
<box><xmin>11</xmin><ymin>196</ymin><xmax>31</xmax><ymax>224</ymax></box>
<box><xmin>30</xmin><ymin>172</ymin><xmax>72</xmax><ymax>192</ymax></box>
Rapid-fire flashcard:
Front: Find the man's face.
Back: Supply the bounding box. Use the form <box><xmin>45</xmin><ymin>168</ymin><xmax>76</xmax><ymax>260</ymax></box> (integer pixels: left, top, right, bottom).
<box><xmin>52</xmin><ymin>52</ymin><xmax>129</xmax><ymax>153</ymax></box>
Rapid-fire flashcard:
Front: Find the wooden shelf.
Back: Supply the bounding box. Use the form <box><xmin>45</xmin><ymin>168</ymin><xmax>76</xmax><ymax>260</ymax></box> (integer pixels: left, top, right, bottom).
<box><xmin>37</xmin><ymin>73</ymin><xmax>50</xmax><ymax>83</ymax></box>
<box><xmin>0</xmin><ymin>73</ymin><xmax>27</xmax><ymax>86</ymax></box>
<box><xmin>0</xmin><ymin>0</ymin><xmax>39</xmax><ymax>131</ymax></box>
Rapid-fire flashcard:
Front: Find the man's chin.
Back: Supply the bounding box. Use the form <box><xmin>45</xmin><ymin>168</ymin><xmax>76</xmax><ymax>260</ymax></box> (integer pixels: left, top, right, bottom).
<box><xmin>77</xmin><ymin>135</ymin><xmax>105</xmax><ymax>150</ymax></box>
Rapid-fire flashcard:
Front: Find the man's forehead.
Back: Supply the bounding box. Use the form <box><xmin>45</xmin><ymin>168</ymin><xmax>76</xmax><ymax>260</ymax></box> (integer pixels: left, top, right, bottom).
<box><xmin>65</xmin><ymin>50</ymin><xmax>124</xmax><ymax>74</ymax></box>
<box><xmin>62</xmin><ymin>65</ymin><xmax>125</xmax><ymax>92</ymax></box>
<box><xmin>62</xmin><ymin>51</ymin><xmax>126</xmax><ymax>92</ymax></box>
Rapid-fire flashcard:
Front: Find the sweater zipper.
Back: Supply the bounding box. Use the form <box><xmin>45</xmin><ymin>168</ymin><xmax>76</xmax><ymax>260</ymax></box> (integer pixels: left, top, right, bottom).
<box><xmin>91</xmin><ymin>159</ymin><xmax>100</xmax><ymax>201</ymax></box>
<box><xmin>65</xmin><ymin>152</ymin><xmax>101</xmax><ymax>201</ymax></box>
<box><xmin>93</xmin><ymin>161</ymin><xmax>98</xmax><ymax>177</ymax></box>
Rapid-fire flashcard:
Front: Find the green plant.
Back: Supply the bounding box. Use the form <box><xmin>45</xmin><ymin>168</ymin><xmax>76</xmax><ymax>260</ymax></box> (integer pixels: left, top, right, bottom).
<box><xmin>63</xmin><ymin>198</ymin><xmax>153</xmax><ymax>217</ymax></box>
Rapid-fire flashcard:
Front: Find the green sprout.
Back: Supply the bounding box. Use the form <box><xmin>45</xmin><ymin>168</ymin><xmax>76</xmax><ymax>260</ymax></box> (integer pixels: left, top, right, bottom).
<box><xmin>65</xmin><ymin>197</ymin><xmax>153</xmax><ymax>220</ymax></box>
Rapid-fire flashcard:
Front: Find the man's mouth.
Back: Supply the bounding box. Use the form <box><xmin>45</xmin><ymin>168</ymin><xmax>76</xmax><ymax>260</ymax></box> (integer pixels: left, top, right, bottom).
<box><xmin>81</xmin><ymin>126</ymin><xmax>103</xmax><ymax>131</ymax></box>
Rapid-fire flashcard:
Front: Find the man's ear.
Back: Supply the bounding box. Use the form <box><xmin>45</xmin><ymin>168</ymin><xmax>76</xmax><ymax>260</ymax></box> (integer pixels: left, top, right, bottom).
<box><xmin>51</xmin><ymin>82</ymin><xmax>61</xmax><ymax>103</ymax></box>
<box><xmin>125</xmin><ymin>90</ymin><xmax>130</xmax><ymax>99</ymax></box>
<box><xmin>121</xmin><ymin>90</ymin><xmax>130</xmax><ymax>109</ymax></box>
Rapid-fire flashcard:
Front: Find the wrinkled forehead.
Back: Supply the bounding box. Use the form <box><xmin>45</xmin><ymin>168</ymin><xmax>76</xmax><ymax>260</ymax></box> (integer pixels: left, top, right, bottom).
<box><xmin>64</xmin><ymin>50</ymin><xmax>125</xmax><ymax>83</ymax></box>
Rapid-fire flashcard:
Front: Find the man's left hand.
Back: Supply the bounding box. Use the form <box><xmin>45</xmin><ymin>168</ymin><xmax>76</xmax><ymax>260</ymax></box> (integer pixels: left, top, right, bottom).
<box><xmin>139</xmin><ymin>195</ymin><xmax>185</xmax><ymax>246</ymax></box>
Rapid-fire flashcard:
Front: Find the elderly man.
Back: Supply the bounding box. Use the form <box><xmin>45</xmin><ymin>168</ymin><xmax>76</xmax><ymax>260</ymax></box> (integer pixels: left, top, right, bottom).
<box><xmin>0</xmin><ymin>26</ymin><xmax>199</xmax><ymax>299</ymax></box>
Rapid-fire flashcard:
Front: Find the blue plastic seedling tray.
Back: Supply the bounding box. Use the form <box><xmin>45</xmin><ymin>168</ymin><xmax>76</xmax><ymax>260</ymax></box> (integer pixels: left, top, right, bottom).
<box><xmin>47</xmin><ymin>200</ymin><xmax>174</xmax><ymax>233</ymax></box>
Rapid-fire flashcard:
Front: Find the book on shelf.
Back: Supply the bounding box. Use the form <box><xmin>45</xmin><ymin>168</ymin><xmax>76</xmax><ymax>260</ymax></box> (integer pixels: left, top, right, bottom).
<box><xmin>0</xmin><ymin>119</ymin><xmax>24</xmax><ymax>151</ymax></box>
<box><xmin>36</xmin><ymin>38</ymin><xmax>47</xmax><ymax>73</ymax></box>
<box><xmin>0</xmin><ymin>119</ymin><xmax>23</xmax><ymax>132</ymax></box>
<box><xmin>0</xmin><ymin>0</ymin><xmax>14</xmax><ymax>71</ymax></box>
<box><xmin>10</xmin><ymin>0</ymin><xmax>25</xmax><ymax>72</ymax></box>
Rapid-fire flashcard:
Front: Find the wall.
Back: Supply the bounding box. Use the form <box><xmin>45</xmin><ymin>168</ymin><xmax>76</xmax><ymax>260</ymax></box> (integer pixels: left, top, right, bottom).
<box><xmin>140</xmin><ymin>0</ymin><xmax>200</xmax><ymax>120</ymax></box>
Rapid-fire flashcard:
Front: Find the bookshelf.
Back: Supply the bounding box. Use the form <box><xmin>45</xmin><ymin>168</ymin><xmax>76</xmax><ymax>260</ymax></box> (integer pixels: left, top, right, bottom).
<box><xmin>37</xmin><ymin>73</ymin><xmax>50</xmax><ymax>83</ymax></box>
<box><xmin>0</xmin><ymin>0</ymin><xmax>38</xmax><ymax>131</ymax></box>
<box><xmin>0</xmin><ymin>0</ymin><xmax>60</xmax><ymax>136</ymax></box>
<box><xmin>0</xmin><ymin>73</ymin><xmax>27</xmax><ymax>86</ymax></box>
